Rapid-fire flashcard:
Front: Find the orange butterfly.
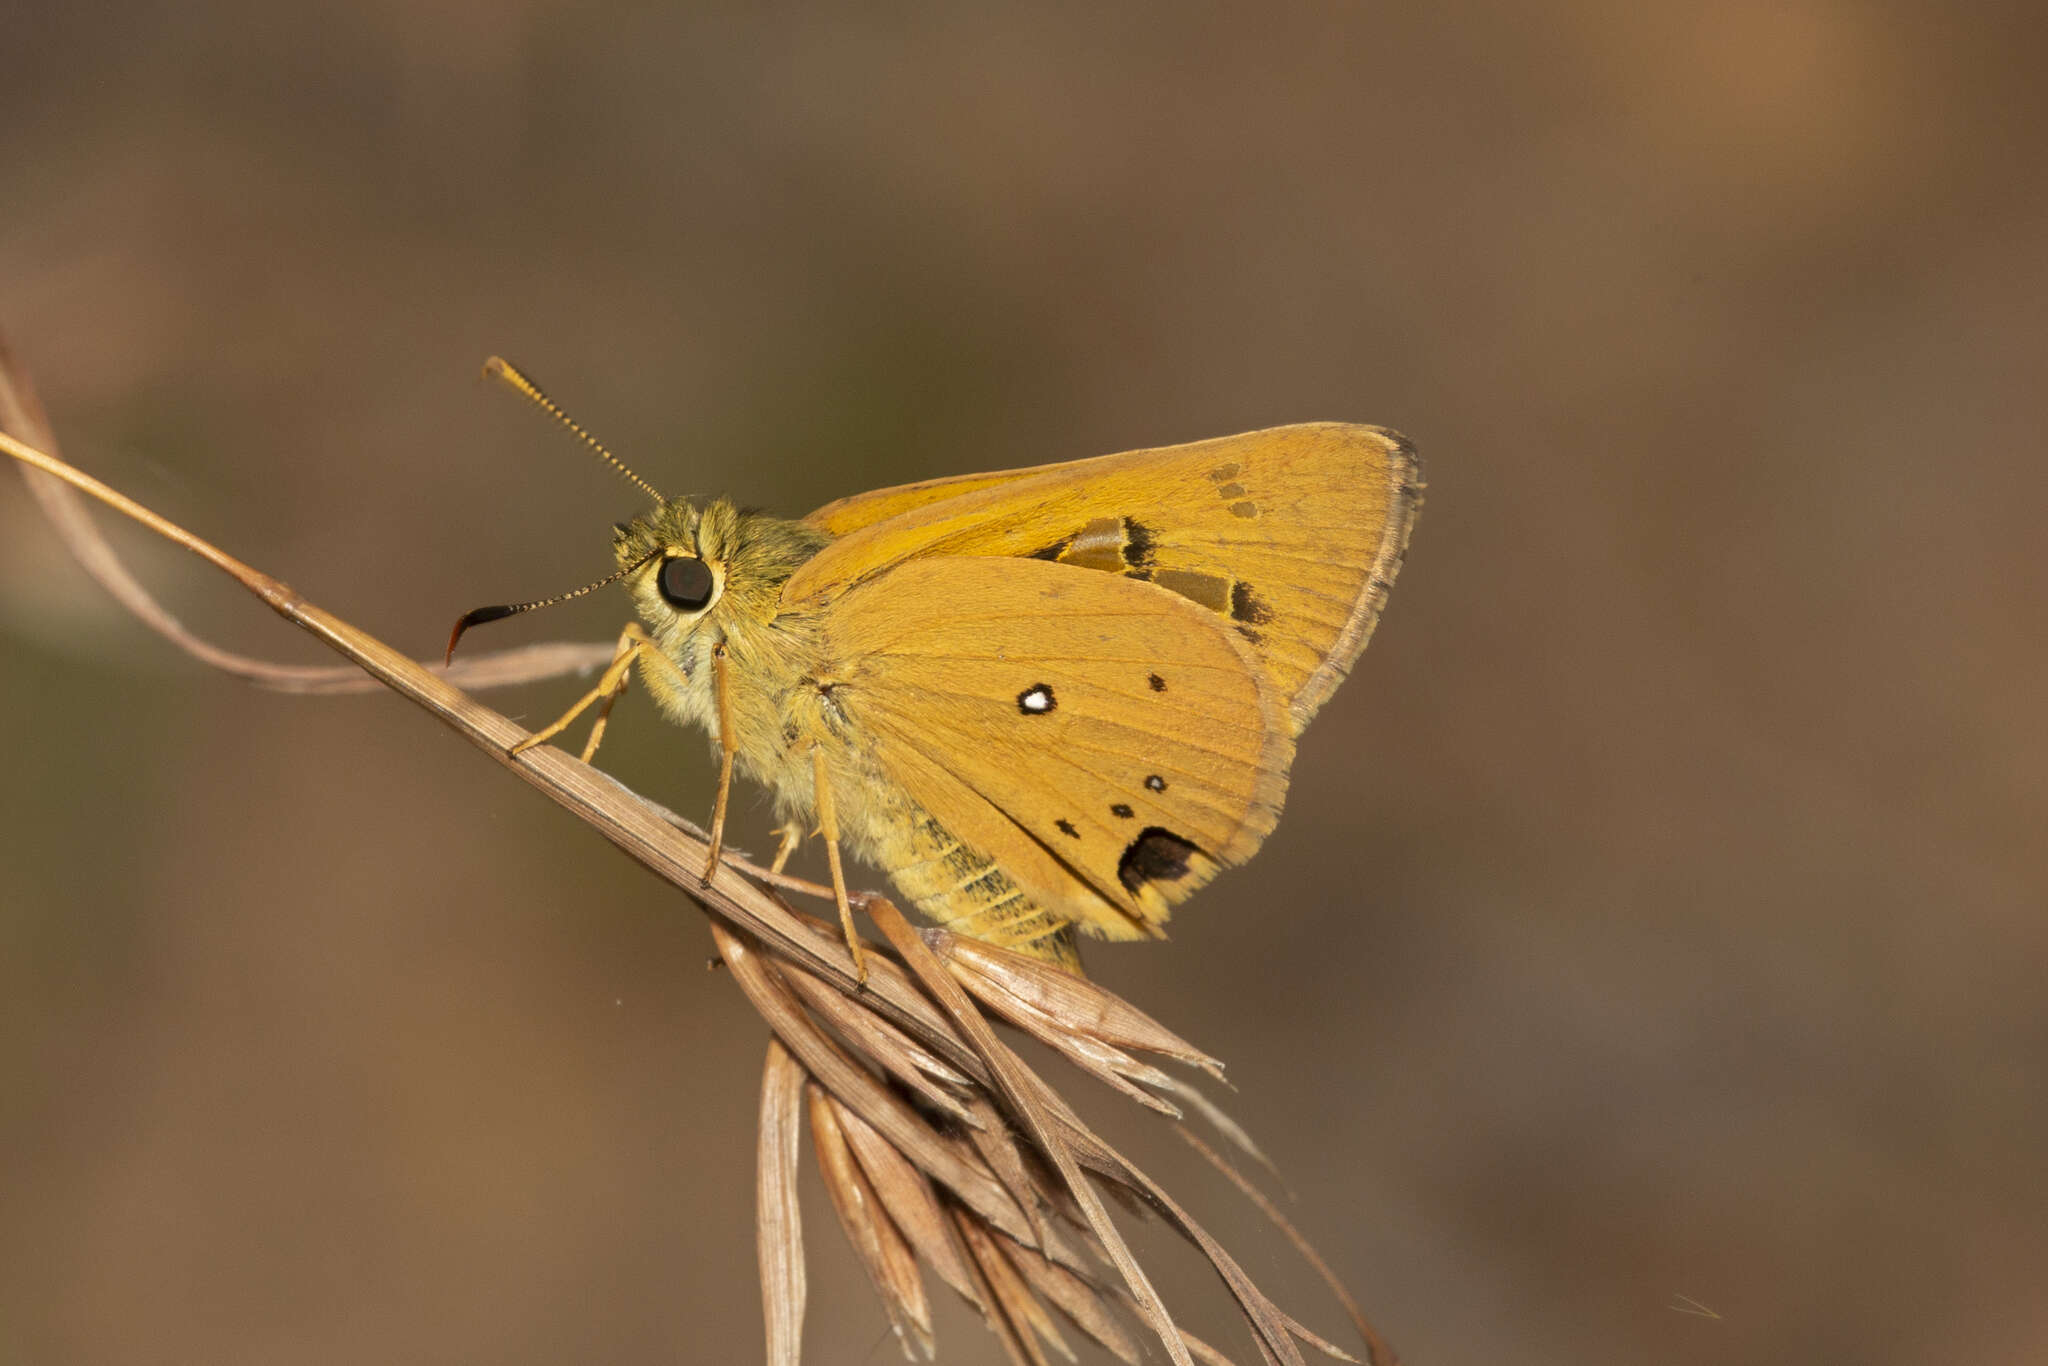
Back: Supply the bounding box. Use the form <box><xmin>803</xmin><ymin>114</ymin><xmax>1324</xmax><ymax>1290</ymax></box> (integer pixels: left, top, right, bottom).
<box><xmin>456</xmin><ymin>360</ymin><xmax>1420</xmax><ymax>976</ymax></box>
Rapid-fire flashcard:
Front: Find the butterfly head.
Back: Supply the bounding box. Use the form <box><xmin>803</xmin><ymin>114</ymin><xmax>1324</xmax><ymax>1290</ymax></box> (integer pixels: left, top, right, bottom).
<box><xmin>613</xmin><ymin>497</ymin><xmax>724</xmax><ymax>642</ymax></box>
<box><xmin>612</xmin><ymin>498</ymin><xmax>830</xmax><ymax>666</ymax></box>
<box><xmin>447</xmin><ymin>359</ymin><xmax>820</xmax><ymax>666</ymax></box>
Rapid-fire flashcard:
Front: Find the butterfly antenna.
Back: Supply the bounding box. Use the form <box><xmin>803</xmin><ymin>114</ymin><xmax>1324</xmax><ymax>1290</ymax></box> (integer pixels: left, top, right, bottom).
<box><xmin>446</xmin><ymin>549</ymin><xmax>660</xmax><ymax>663</ymax></box>
<box><xmin>483</xmin><ymin>355</ymin><xmax>666</xmax><ymax>503</ymax></box>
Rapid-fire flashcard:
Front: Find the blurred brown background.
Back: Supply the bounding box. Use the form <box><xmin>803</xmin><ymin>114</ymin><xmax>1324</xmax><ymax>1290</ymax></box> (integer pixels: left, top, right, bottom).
<box><xmin>4</xmin><ymin>4</ymin><xmax>2045</xmax><ymax>1364</ymax></box>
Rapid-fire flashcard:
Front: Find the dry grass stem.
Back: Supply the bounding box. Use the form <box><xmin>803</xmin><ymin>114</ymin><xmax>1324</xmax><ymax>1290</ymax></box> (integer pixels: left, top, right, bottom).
<box><xmin>938</xmin><ymin>933</ymin><xmax>1225</xmax><ymax>1079</ymax></box>
<box><xmin>958</xmin><ymin>1213</ymin><xmax>1077</xmax><ymax>1365</ymax></box>
<box><xmin>1149</xmin><ymin>1074</ymin><xmax>1278</xmax><ymax>1179</ymax></box>
<box><xmin>808</xmin><ymin>1085</ymin><xmax>936</xmax><ymax>1358</ymax></box>
<box><xmin>781</xmin><ymin>963</ymin><xmax>981</xmax><ymax>1124</ymax></box>
<box><xmin>711</xmin><ymin>922</ymin><xmax>1038</xmax><ymax>1244</ymax></box>
<box><xmin>947</xmin><ymin>1206</ymin><xmax>1044</xmax><ymax>1366</ymax></box>
<box><xmin>831</xmin><ymin>1100</ymin><xmax>985</xmax><ymax>1310</ymax></box>
<box><xmin>757</xmin><ymin>1040</ymin><xmax>810</xmax><ymax>1366</ymax></box>
<box><xmin>0</xmin><ymin>337</ymin><xmax>615</xmax><ymax>697</ymax></box>
<box><xmin>862</xmin><ymin>894</ymin><xmax>1197</xmax><ymax>1365</ymax></box>
<box><xmin>3</xmin><ymin>336</ymin><xmax>1399</xmax><ymax>1366</ymax></box>
<box><xmin>1179</xmin><ymin>1329</ymin><xmax>1246</xmax><ymax>1366</ymax></box>
<box><xmin>1179</xmin><ymin>1131</ymin><xmax>1399</xmax><ymax>1366</ymax></box>
<box><xmin>997</xmin><ymin>1231</ymin><xmax>1144</xmax><ymax>1366</ymax></box>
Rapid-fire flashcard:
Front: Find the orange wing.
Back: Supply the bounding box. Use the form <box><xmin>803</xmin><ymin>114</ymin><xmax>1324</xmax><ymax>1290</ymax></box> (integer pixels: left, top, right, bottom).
<box><xmin>805</xmin><ymin>467</ymin><xmax>1046</xmax><ymax>537</ymax></box>
<box><xmin>823</xmin><ymin>556</ymin><xmax>1293</xmax><ymax>938</ymax></box>
<box><xmin>797</xmin><ymin>423</ymin><xmax>1420</xmax><ymax>735</ymax></box>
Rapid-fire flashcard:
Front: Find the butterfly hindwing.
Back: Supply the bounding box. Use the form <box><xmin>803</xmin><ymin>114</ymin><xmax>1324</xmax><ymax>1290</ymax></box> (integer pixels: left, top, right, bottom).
<box><xmin>821</xmin><ymin>555</ymin><xmax>1293</xmax><ymax>939</ymax></box>
<box><xmin>794</xmin><ymin>422</ymin><xmax>1421</xmax><ymax>735</ymax></box>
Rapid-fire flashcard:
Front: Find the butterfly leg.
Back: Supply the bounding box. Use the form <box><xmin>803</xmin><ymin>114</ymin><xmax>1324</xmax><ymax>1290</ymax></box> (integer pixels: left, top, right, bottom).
<box><xmin>701</xmin><ymin>641</ymin><xmax>737</xmax><ymax>883</ymax></box>
<box><xmin>511</xmin><ymin>622</ymin><xmax>653</xmax><ymax>760</ymax></box>
<box><xmin>811</xmin><ymin>745</ymin><xmax>866</xmax><ymax>984</ymax></box>
<box><xmin>768</xmin><ymin>823</ymin><xmax>805</xmax><ymax>875</ymax></box>
<box><xmin>578</xmin><ymin>625</ymin><xmax>657</xmax><ymax>763</ymax></box>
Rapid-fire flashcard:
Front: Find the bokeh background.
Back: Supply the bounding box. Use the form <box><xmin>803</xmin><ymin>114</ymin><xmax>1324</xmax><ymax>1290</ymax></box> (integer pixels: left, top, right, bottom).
<box><xmin>4</xmin><ymin>5</ymin><xmax>2046</xmax><ymax>1364</ymax></box>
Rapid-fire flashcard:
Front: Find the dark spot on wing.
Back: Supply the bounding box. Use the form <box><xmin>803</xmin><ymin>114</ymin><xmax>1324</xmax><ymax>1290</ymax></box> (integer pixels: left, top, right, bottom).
<box><xmin>1028</xmin><ymin>539</ymin><xmax>1070</xmax><ymax>561</ymax></box>
<box><xmin>1208</xmin><ymin>462</ymin><xmax>1241</xmax><ymax>481</ymax></box>
<box><xmin>1148</xmin><ymin>673</ymin><xmax>1167</xmax><ymax>692</ymax></box>
<box><xmin>1228</xmin><ymin>500</ymin><xmax>1259</xmax><ymax>519</ymax></box>
<box><xmin>1110</xmin><ymin>803</ymin><xmax>1134</xmax><ymax>819</ymax></box>
<box><xmin>1230</xmin><ymin>581</ymin><xmax>1273</xmax><ymax>625</ymax></box>
<box><xmin>1145</xmin><ymin>775</ymin><xmax>1165</xmax><ymax>791</ymax></box>
<box><xmin>1122</xmin><ymin>519</ymin><xmax>1157</xmax><ymax>573</ymax></box>
<box><xmin>1215</xmin><ymin>482</ymin><xmax>1246</xmax><ymax>498</ymax></box>
<box><xmin>1117</xmin><ymin>828</ymin><xmax>1202</xmax><ymax>894</ymax></box>
<box><xmin>1055</xmin><ymin>818</ymin><xmax>1079</xmax><ymax>839</ymax></box>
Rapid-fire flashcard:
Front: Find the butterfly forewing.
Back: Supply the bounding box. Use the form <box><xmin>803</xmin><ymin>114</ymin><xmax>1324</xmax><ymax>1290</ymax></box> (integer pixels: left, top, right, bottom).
<box><xmin>794</xmin><ymin>422</ymin><xmax>1421</xmax><ymax>736</ymax></box>
<box><xmin>823</xmin><ymin>556</ymin><xmax>1292</xmax><ymax>939</ymax></box>
<box><xmin>804</xmin><ymin>467</ymin><xmax>1045</xmax><ymax>537</ymax></box>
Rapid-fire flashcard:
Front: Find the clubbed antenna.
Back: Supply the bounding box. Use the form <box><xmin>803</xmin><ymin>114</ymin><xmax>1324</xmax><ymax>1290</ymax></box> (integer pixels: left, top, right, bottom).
<box><xmin>483</xmin><ymin>355</ymin><xmax>665</xmax><ymax>502</ymax></box>
<box><xmin>446</xmin><ymin>549</ymin><xmax>659</xmax><ymax>662</ymax></box>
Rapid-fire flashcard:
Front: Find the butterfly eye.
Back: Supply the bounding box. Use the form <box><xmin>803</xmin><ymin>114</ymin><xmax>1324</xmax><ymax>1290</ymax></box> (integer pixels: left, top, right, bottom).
<box><xmin>657</xmin><ymin>555</ymin><xmax>716</xmax><ymax>612</ymax></box>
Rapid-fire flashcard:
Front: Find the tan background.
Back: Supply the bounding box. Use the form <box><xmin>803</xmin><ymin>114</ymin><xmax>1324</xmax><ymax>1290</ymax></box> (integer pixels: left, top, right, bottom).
<box><xmin>4</xmin><ymin>5</ymin><xmax>2046</xmax><ymax>1364</ymax></box>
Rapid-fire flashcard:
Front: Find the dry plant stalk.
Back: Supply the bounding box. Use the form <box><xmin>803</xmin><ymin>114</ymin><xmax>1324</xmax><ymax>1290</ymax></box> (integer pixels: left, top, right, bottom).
<box><xmin>1</xmin><ymin>335</ymin><xmax>1398</xmax><ymax>1366</ymax></box>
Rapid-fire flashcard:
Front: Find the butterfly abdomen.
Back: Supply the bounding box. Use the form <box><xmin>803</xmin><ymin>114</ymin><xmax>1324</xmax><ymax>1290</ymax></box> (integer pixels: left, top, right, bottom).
<box><xmin>757</xmin><ymin>694</ymin><xmax>1085</xmax><ymax>969</ymax></box>
<box><xmin>865</xmin><ymin>808</ymin><xmax>1083</xmax><ymax>970</ymax></box>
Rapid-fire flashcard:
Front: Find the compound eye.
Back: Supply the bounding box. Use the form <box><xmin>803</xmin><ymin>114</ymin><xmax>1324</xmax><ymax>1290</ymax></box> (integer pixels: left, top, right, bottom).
<box><xmin>657</xmin><ymin>555</ymin><xmax>716</xmax><ymax>612</ymax></box>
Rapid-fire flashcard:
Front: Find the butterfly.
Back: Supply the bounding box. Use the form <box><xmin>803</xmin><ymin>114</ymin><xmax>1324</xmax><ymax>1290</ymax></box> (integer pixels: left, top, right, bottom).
<box><xmin>453</xmin><ymin>360</ymin><xmax>1420</xmax><ymax>976</ymax></box>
